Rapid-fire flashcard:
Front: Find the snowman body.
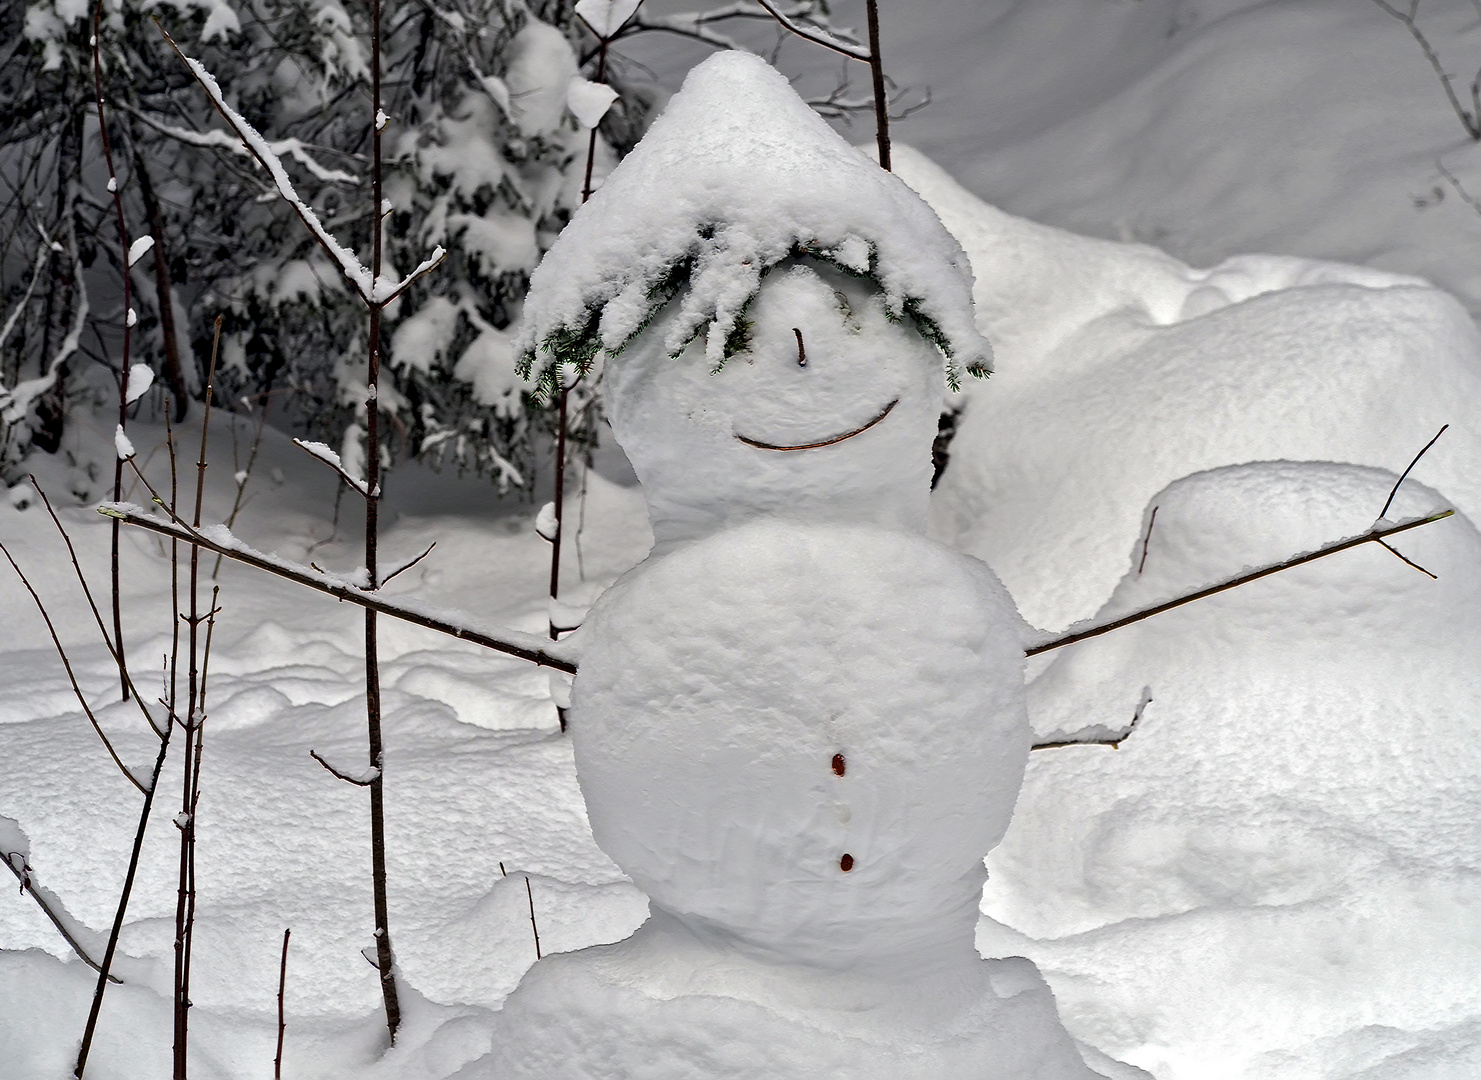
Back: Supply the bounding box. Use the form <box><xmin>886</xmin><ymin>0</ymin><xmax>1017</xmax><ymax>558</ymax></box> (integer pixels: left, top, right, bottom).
<box><xmin>467</xmin><ymin>51</ymin><xmax>1112</xmax><ymax>1080</ymax></box>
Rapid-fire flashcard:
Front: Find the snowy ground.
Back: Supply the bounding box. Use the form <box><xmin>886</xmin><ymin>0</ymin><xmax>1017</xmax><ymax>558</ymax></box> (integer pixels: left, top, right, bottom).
<box><xmin>6</xmin><ymin>2</ymin><xmax>1481</xmax><ymax>1077</ymax></box>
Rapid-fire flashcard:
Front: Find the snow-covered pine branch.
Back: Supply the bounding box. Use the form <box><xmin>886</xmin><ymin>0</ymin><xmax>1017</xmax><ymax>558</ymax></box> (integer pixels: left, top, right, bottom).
<box><xmin>122</xmin><ymin>106</ymin><xmax>361</xmax><ymax>185</ymax></box>
<box><xmin>159</xmin><ymin>26</ymin><xmax>445</xmax><ymax>308</ymax></box>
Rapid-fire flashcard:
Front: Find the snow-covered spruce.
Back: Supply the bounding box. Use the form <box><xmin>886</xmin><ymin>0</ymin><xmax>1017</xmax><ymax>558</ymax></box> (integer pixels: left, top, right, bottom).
<box><xmin>515</xmin><ymin>51</ymin><xmax>992</xmax><ymax>397</ymax></box>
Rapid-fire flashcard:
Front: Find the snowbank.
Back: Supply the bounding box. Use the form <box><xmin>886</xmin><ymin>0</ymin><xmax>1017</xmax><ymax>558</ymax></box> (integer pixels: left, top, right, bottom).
<box><xmin>898</xmin><ymin>148</ymin><xmax>1481</xmax><ymax>633</ymax></box>
<box><xmin>980</xmin><ymin>462</ymin><xmax>1481</xmax><ymax>1079</ymax></box>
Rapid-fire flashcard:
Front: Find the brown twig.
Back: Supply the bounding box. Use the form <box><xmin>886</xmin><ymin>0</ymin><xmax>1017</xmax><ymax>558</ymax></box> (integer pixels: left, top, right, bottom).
<box><xmin>30</xmin><ymin>478</ymin><xmax>165</xmax><ymax>738</ymax></box>
<box><xmin>101</xmin><ymin>506</ymin><xmax>578</xmax><ymax>674</ymax></box>
<box><xmin>310</xmin><ymin>748</ymin><xmax>379</xmax><ymax>787</ymax></box>
<box><xmin>1379</xmin><ymin>424</ymin><xmax>1448</xmax><ymax>519</ymax></box>
<box><xmin>92</xmin><ymin>0</ymin><xmax>133</xmax><ymax>701</ymax></box>
<box><xmin>2</xmin><ymin>843</ymin><xmax>121</xmax><ymax>983</ymax></box>
<box><xmin>1137</xmin><ymin>505</ymin><xmax>1158</xmax><ymax>575</ymax></box>
<box><xmin>1371</xmin><ymin>0</ymin><xmax>1481</xmax><ymax>140</ymax></box>
<box><xmin>525</xmin><ymin>876</ymin><xmax>542</xmax><ymax>960</ymax></box>
<box><xmin>750</xmin><ymin>0</ymin><xmax>891</xmax><ymax>169</ymax></box>
<box><xmin>275</xmin><ymin>929</ymin><xmax>290</xmax><ymax>1079</ymax></box>
<box><xmin>214</xmin><ymin>391</ymin><xmax>274</xmax><ymax>579</ymax></box>
<box><xmin>0</xmin><ymin>541</ymin><xmax>145</xmax><ymax>793</ymax></box>
<box><xmin>1026</xmin><ymin>510</ymin><xmax>1455</xmax><ymax>657</ymax></box>
<box><xmin>75</xmin><ymin>726</ymin><xmax>174</xmax><ymax>1078</ymax></box>
<box><xmin>380</xmin><ymin>542</ymin><xmax>435</xmax><ymax>586</ymax></box>
<box><xmin>734</xmin><ymin>398</ymin><xmax>897</xmax><ymax>451</ymax></box>
<box><xmin>174</xmin><ymin>318</ymin><xmax>219</xmax><ymax>1080</ymax></box>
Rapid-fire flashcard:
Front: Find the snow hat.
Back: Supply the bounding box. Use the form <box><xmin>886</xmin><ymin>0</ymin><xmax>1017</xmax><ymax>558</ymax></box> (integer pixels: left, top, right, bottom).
<box><xmin>516</xmin><ymin>50</ymin><xmax>992</xmax><ymax>396</ymax></box>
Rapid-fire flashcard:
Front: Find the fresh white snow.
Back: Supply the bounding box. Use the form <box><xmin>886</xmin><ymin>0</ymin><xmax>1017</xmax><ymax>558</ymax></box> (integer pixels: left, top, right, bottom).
<box><xmin>5</xmin><ymin>5</ymin><xmax>1481</xmax><ymax>1078</ymax></box>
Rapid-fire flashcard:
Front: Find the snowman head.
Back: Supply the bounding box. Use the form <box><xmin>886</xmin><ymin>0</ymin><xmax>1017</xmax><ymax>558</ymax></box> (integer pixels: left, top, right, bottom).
<box><xmin>602</xmin><ymin>256</ymin><xmax>946</xmax><ymax>542</ymax></box>
<box><xmin>517</xmin><ymin>51</ymin><xmax>992</xmax><ymax>541</ymax></box>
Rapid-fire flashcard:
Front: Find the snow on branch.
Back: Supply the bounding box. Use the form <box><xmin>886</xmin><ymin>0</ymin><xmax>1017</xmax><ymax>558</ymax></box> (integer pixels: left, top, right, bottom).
<box><xmin>293</xmin><ymin>438</ymin><xmax>376</xmax><ymax>498</ymax></box>
<box><xmin>2</xmin><ymin>817</ymin><xmax>122</xmax><ymax>983</ymax></box>
<box><xmin>0</xmin><ymin>240</ymin><xmax>88</xmax><ymax>431</ymax></box>
<box><xmin>751</xmin><ymin>0</ymin><xmax>870</xmax><ymax>60</ymax></box>
<box><xmin>1025</xmin><ymin>509</ymin><xmax>1457</xmax><ymax>657</ymax></box>
<box><xmin>309</xmin><ymin>749</ymin><xmax>379</xmax><ymax>787</ymax></box>
<box><xmin>1032</xmin><ymin>687</ymin><xmax>1152</xmax><ymax>752</ymax></box>
<box><xmin>124</xmin><ymin>106</ymin><xmax>361</xmax><ymax>185</ymax></box>
<box><xmin>99</xmin><ymin>503</ymin><xmax>579</xmax><ymax>674</ymax></box>
<box><xmin>158</xmin><ymin>24</ymin><xmax>444</xmax><ymax>307</ymax></box>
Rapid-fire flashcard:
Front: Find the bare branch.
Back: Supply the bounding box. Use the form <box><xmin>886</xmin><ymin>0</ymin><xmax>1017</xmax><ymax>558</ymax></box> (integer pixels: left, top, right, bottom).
<box><xmin>100</xmin><ymin>505</ymin><xmax>578</xmax><ymax>674</ymax></box>
<box><xmin>381</xmin><ymin>542</ymin><xmax>435</xmax><ymax>585</ymax></box>
<box><xmin>1026</xmin><ymin>510</ymin><xmax>1455</xmax><ymax>657</ymax></box>
<box><xmin>1376</xmin><ymin>538</ymin><xmax>1438</xmax><ymax>578</ymax></box>
<box><xmin>2</xmin><ymin>840</ymin><xmax>122</xmax><ymax>983</ymax></box>
<box><xmin>1033</xmin><ymin>687</ymin><xmax>1152</xmax><ymax>751</ymax></box>
<box><xmin>752</xmin><ymin>0</ymin><xmax>870</xmax><ymax>59</ymax></box>
<box><xmin>0</xmin><ymin>541</ymin><xmax>147</xmax><ymax>793</ymax></box>
<box><xmin>1137</xmin><ymin>505</ymin><xmax>1159</xmax><ymax>575</ymax></box>
<box><xmin>1379</xmin><ymin>423</ymin><xmax>1448</xmax><ymax>519</ymax></box>
<box><xmin>309</xmin><ymin>749</ymin><xmax>379</xmax><ymax>787</ymax></box>
<box><xmin>275</xmin><ymin>929</ymin><xmax>290</xmax><ymax>1079</ymax></box>
<box><xmin>30</xmin><ymin>479</ymin><xmax>166</xmax><ymax>739</ymax></box>
<box><xmin>525</xmin><ymin>877</ymin><xmax>542</xmax><ymax>960</ymax></box>
<box><xmin>1371</xmin><ymin>0</ymin><xmax>1481</xmax><ymax>139</ymax></box>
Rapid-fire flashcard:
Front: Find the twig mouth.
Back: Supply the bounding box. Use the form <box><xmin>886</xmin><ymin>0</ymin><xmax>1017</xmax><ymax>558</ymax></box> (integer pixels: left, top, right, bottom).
<box><xmin>734</xmin><ymin>398</ymin><xmax>898</xmax><ymax>451</ymax></box>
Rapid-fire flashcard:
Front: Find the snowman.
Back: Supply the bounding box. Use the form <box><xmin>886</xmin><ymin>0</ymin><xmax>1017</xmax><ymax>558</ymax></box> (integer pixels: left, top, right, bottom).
<box><xmin>460</xmin><ymin>53</ymin><xmax>1124</xmax><ymax>1080</ymax></box>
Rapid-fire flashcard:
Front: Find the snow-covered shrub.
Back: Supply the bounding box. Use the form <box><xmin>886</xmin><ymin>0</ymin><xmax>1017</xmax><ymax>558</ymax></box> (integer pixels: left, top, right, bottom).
<box><xmin>1</xmin><ymin>0</ymin><xmax>642</xmax><ymax>489</ymax></box>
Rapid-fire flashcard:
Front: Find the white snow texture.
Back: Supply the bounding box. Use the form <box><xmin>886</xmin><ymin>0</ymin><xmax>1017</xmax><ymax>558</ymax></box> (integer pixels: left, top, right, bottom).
<box><xmin>517</xmin><ymin>52</ymin><xmax>990</xmax><ymax>382</ymax></box>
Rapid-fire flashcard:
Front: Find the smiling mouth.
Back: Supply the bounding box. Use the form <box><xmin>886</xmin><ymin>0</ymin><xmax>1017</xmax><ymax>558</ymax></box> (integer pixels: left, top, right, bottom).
<box><xmin>733</xmin><ymin>399</ymin><xmax>899</xmax><ymax>452</ymax></box>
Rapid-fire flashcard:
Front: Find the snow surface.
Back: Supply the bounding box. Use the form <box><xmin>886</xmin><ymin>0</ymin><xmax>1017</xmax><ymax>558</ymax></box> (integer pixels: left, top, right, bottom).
<box><xmin>894</xmin><ymin>148</ymin><xmax>1481</xmax><ymax>634</ymax></box>
<box><xmin>6</xmin><ymin>5</ymin><xmax>1481</xmax><ymax>1076</ymax></box>
<box><xmin>982</xmin><ymin>462</ymin><xmax>1481</xmax><ymax>1080</ymax></box>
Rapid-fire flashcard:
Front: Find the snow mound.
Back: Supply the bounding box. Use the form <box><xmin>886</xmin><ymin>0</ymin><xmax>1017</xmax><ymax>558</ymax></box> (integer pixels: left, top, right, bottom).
<box><xmin>981</xmin><ymin>461</ymin><xmax>1481</xmax><ymax>1079</ymax></box>
<box><xmin>516</xmin><ymin>51</ymin><xmax>990</xmax><ymax>391</ymax></box>
<box><xmin>895</xmin><ymin>148</ymin><xmax>1481</xmax><ymax>632</ymax></box>
<box><xmin>469</xmin><ymin>915</ymin><xmax>1110</xmax><ymax>1080</ymax></box>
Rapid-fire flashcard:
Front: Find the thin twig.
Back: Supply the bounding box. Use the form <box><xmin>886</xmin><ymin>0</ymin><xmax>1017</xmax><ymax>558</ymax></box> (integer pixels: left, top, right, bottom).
<box><xmin>75</xmin><ymin>726</ymin><xmax>173</xmax><ymax>1079</ymax></box>
<box><xmin>525</xmin><ymin>877</ymin><xmax>542</xmax><ymax>960</ymax></box>
<box><xmin>0</xmin><ymin>542</ymin><xmax>146</xmax><ymax>793</ymax></box>
<box><xmin>30</xmin><ymin>479</ymin><xmax>165</xmax><ymax>738</ymax></box>
<box><xmin>1026</xmin><ymin>510</ymin><xmax>1455</xmax><ymax>656</ymax></box>
<box><xmin>175</xmin><ymin>317</ymin><xmax>219</xmax><ymax>1080</ymax></box>
<box><xmin>1371</xmin><ymin>0</ymin><xmax>1481</xmax><ymax>139</ymax></box>
<box><xmin>1137</xmin><ymin>505</ymin><xmax>1158</xmax><ymax>575</ymax></box>
<box><xmin>2</xmin><ymin>846</ymin><xmax>121</xmax><ymax>982</ymax></box>
<box><xmin>1376</xmin><ymin>538</ymin><xmax>1438</xmax><ymax>578</ymax></box>
<box><xmin>753</xmin><ymin>0</ymin><xmax>869</xmax><ymax>59</ymax></box>
<box><xmin>214</xmin><ymin>392</ymin><xmax>274</xmax><ymax>578</ymax></box>
<box><xmin>275</xmin><ymin>929</ymin><xmax>290</xmax><ymax>1079</ymax></box>
<box><xmin>310</xmin><ymin>749</ymin><xmax>379</xmax><ymax>787</ymax></box>
<box><xmin>102</xmin><ymin>505</ymin><xmax>578</xmax><ymax>673</ymax></box>
<box><xmin>93</xmin><ymin>0</ymin><xmax>133</xmax><ymax>701</ymax></box>
<box><xmin>1379</xmin><ymin>423</ymin><xmax>1448</xmax><ymax>519</ymax></box>
<box><xmin>380</xmin><ymin>542</ymin><xmax>435</xmax><ymax>585</ymax></box>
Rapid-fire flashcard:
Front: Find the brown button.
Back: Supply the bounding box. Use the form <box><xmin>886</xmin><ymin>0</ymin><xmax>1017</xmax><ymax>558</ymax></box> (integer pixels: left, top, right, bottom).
<box><xmin>839</xmin><ymin>854</ymin><xmax>854</xmax><ymax>872</ymax></box>
<box><xmin>831</xmin><ymin>753</ymin><xmax>846</xmax><ymax>777</ymax></box>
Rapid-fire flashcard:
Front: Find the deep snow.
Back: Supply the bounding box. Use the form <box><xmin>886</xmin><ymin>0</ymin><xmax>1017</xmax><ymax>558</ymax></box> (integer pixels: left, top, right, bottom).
<box><xmin>5</xmin><ymin>3</ymin><xmax>1481</xmax><ymax>1078</ymax></box>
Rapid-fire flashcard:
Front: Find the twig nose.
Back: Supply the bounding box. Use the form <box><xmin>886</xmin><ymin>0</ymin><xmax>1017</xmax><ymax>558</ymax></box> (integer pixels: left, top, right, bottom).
<box><xmin>792</xmin><ymin>328</ymin><xmax>806</xmax><ymax>366</ymax></box>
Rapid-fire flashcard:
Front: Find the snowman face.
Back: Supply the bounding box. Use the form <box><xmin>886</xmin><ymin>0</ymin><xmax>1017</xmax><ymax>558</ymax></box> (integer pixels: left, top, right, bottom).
<box><xmin>604</xmin><ymin>260</ymin><xmax>946</xmax><ymax>544</ymax></box>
